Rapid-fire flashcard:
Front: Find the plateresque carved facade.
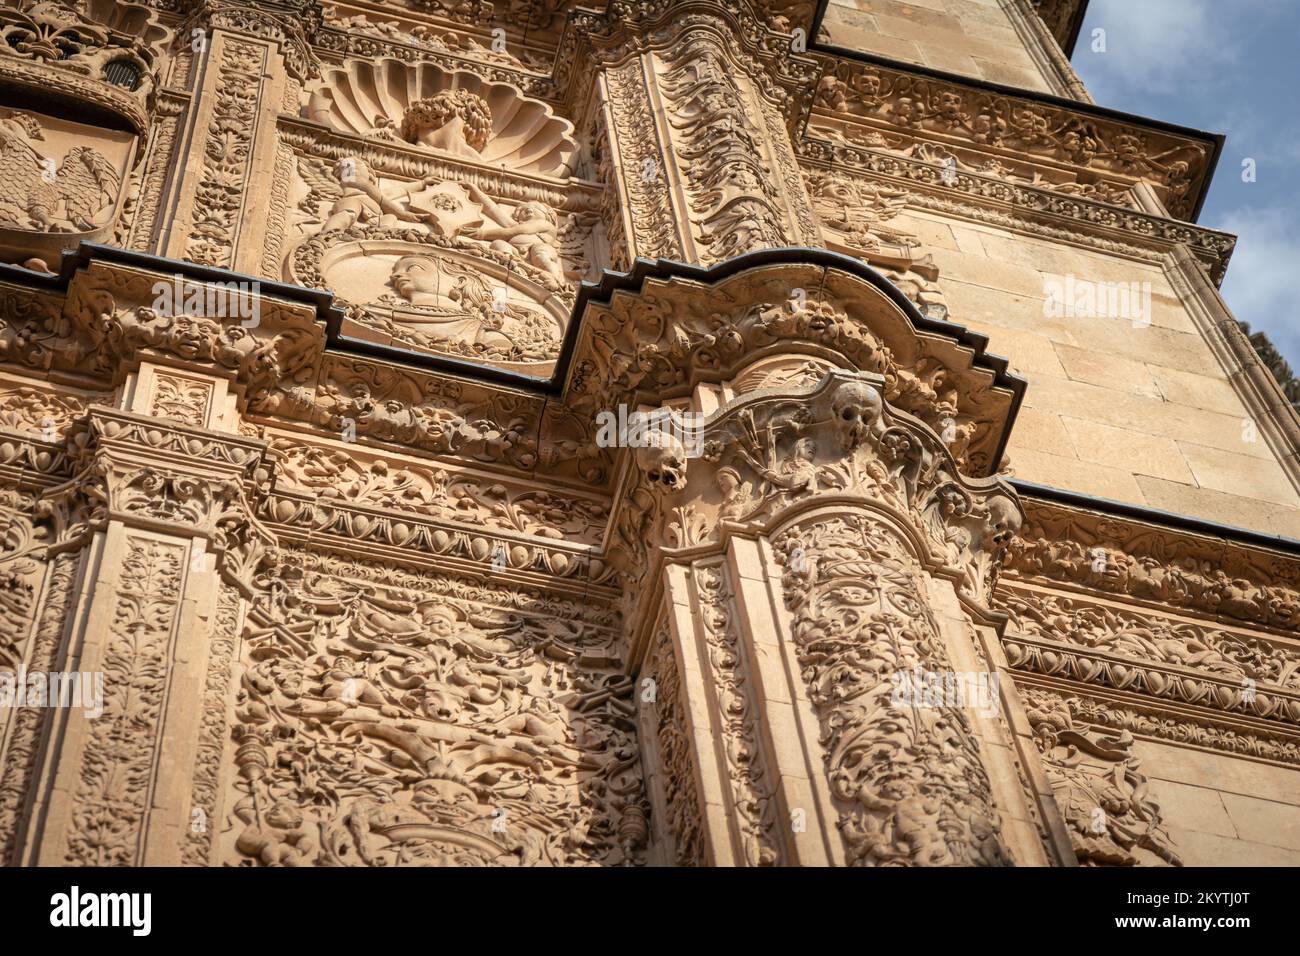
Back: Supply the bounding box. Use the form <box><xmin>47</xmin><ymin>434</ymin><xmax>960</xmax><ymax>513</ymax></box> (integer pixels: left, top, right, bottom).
<box><xmin>0</xmin><ymin>0</ymin><xmax>1298</xmax><ymax>867</ymax></box>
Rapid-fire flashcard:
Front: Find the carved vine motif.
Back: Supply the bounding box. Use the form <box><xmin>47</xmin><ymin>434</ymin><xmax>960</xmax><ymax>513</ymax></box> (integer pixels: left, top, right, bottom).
<box><xmin>150</xmin><ymin>373</ymin><xmax>212</xmax><ymax>426</ymax></box>
<box><xmin>1023</xmin><ymin>687</ymin><xmax>1182</xmax><ymax>867</ymax></box>
<box><xmin>645</xmin><ymin>620</ymin><xmax>706</xmax><ymax>866</ymax></box>
<box><xmin>796</xmin><ymin>140</ymin><xmax>1234</xmax><ymax>283</ymax></box>
<box><xmin>1049</xmin><ymin>689</ymin><xmax>1300</xmax><ymax>768</ymax></box>
<box><xmin>184</xmin><ymin>584</ymin><xmax>242</xmax><ymax>866</ymax></box>
<box><xmin>572</xmin><ymin>279</ymin><xmax>1004</xmax><ymax>473</ymax></box>
<box><xmin>906</xmin><ymin>141</ymin><xmax>1132</xmax><ymax>206</ymax></box>
<box><xmin>604</xmin><ymin>58</ymin><xmax>682</xmax><ymax>261</ymax></box>
<box><xmin>658</xmin><ymin>36</ymin><xmax>789</xmax><ymax>262</ymax></box>
<box><xmin>758</xmin><ymin>92</ymin><xmax>822</xmax><ymax>243</ymax></box>
<box><xmin>62</xmin><ymin>273</ymin><xmax>322</xmax><ymax>415</ymax></box>
<box><xmin>0</xmin><ymin>489</ymin><xmax>45</xmax><ymax>676</ymax></box>
<box><xmin>311</xmin><ymin>355</ymin><xmax>545</xmax><ymax>472</ymax></box>
<box><xmin>268</xmin><ymin>437</ymin><xmax>609</xmax><ymax>544</ymax></box>
<box><xmin>0</xmin><ymin>385</ymin><xmax>87</xmax><ymax>436</ymax></box>
<box><xmin>695</xmin><ymin>561</ymin><xmax>781</xmax><ymax>865</ymax></box>
<box><xmin>613</xmin><ymin>374</ymin><xmax>1020</xmax><ymax>604</ymax></box>
<box><xmin>123</xmin><ymin>94</ymin><xmax>187</xmax><ymax>252</ymax></box>
<box><xmin>589</xmin><ymin>113</ymin><xmax>628</xmax><ymax>269</ymax></box>
<box><xmin>1004</xmin><ymin>503</ymin><xmax>1300</xmax><ymax>631</ymax></box>
<box><xmin>222</xmin><ymin>554</ymin><xmax>648</xmax><ymax>866</ymax></box>
<box><xmin>774</xmin><ymin>514</ymin><xmax>1012</xmax><ymax>866</ymax></box>
<box><xmin>320</xmin><ymin>6</ymin><xmax>552</xmax><ymax>74</ymax></box>
<box><xmin>191</xmin><ymin>0</ymin><xmax>319</xmax><ymax>83</ymax></box>
<box><xmin>187</xmin><ymin>40</ymin><xmax>265</xmax><ymax>268</ymax></box>
<box><xmin>808</xmin><ymin>121</ymin><xmax>1136</xmax><ymax>209</ymax></box>
<box><xmin>66</xmin><ymin>536</ymin><xmax>185</xmax><ymax>866</ymax></box>
<box><xmin>0</xmin><ymin>550</ymin><xmax>73</xmax><ymax>864</ymax></box>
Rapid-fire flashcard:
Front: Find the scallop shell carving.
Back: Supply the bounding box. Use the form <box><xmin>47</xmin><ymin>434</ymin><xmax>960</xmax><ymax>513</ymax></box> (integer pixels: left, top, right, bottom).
<box><xmin>309</xmin><ymin>58</ymin><xmax>578</xmax><ymax>178</ymax></box>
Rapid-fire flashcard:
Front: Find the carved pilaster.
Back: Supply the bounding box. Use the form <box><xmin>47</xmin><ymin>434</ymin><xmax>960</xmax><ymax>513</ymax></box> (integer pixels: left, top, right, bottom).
<box><xmin>572</xmin><ymin>250</ymin><xmax>1066</xmax><ymax>865</ymax></box>
<box><xmin>622</xmin><ymin>368</ymin><xmax>1059</xmax><ymax>865</ymax></box>
<box><xmin>19</xmin><ymin>371</ymin><xmax>276</xmax><ymax>865</ymax></box>
<box><xmin>592</xmin><ymin>5</ymin><xmax>821</xmax><ymax>264</ymax></box>
<box><xmin>161</xmin><ymin>1</ymin><xmax>317</xmax><ymax>272</ymax></box>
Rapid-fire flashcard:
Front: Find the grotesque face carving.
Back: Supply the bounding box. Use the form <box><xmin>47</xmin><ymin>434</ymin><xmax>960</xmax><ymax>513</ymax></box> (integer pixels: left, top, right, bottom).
<box><xmin>831</xmin><ymin>380</ymin><xmax>883</xmax><ymax>451</ymax></box>
<box><xmin>636</xmin><ymin>432</ymin><xmax>688</xmax><ymax>491</ymax></box>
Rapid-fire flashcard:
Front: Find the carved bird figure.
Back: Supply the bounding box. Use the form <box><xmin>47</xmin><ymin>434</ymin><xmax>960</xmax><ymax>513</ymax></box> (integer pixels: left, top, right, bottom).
<box><xmin>0</xmin><ymin>111</ymin><xmax>120</xmax><ymax>232</ymax></box>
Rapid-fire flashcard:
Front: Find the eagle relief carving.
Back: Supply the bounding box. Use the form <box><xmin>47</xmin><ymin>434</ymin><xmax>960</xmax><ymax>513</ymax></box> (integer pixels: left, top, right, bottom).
<box><xmin>0</xmin><ymin>107</ymin><xmax>134</xmax><ymax>270</ymax></box>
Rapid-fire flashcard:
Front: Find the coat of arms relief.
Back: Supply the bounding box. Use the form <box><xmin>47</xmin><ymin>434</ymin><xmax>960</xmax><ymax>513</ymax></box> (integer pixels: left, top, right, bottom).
<box><xmin>0</xmin><ymin>0</ymin><xmax>162</xmax><ymax>271</ymax></box>
<box><xmin>286</xmin><ymin>58</ymin><xmax>601</xmax><ymax>372</ymax></box>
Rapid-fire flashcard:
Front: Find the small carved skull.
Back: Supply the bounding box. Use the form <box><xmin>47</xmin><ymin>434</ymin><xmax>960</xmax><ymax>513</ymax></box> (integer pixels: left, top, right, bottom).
<box><xmin>985</xmin><ymin>494</ymin><xmax>1023</xmax><ymax>547</ymax></box>
<box><xmin>637</xmin><ymin>432</ymin><xmax>689</xmax><ymax>491</ymax></box>
<box><xmin>831</xmin><ymin>381</ymin><xmax>883</xmax><ymax>451</ymax></box>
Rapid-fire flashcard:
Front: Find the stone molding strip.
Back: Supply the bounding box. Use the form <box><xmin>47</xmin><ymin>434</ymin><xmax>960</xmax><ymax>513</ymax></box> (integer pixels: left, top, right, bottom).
<box><xmin>805</xmin><ymin>1</ymin><xmax>1223</xmax><ymax>221</ymax></box>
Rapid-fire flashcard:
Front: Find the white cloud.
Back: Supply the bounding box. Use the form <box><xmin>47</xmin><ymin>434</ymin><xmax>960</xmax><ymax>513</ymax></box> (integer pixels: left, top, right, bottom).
<box><xmin>1079</xmin><ymin>0</ymin><xmax>1237</xmax><ymax>95</ymax></box>
<box><xmin>1215</xmin><ymin>205</ymin><xmax>1300</xmax><ymax>364</ymax></box>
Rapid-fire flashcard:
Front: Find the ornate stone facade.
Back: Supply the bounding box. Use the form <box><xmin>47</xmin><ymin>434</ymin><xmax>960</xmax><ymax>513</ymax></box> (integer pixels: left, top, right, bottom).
<box><xmin>0</xmin><ymin>0</ymin><xmax>1297</xmax><ymax>869</ymax></box>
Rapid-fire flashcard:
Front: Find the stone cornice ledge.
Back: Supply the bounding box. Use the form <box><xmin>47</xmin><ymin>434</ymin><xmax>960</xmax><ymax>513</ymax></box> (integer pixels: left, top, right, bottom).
<box><xmin>1005</xmin><ymin>480</ymin><xmax>1300</xmax><ymax>633</ymax></box>
<box><xmin>806</xmin><ymin>3</ymin><xmax>1222</xmax><ymax>223</ymax></box>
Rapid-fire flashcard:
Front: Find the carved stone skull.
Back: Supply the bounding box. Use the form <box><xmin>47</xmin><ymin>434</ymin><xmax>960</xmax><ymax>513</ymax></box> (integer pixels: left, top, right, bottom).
<box><xmin>636</xmin><ymin>431</ymin><xmax>689</xmax><ymax>491</ymax></box>
<box><xmin>830</xmin><ymin>380</ymin><xmax>883</xmax><ymax>451</ymax></box>
<box><xmin>985</xmin><ymin>494</ymin><xmax>1023</xmax><ymax>547</ymax></box>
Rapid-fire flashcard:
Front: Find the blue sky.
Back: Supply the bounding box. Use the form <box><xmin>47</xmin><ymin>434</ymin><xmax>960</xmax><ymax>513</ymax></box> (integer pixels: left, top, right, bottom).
<box><xmin>1073</xmin><ymin>0</ymin><xmax>1300</xmax><ymax>369</ymax></box>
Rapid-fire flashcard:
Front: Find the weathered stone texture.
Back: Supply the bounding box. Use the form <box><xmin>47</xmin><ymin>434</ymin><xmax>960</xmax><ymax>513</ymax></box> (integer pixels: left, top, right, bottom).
<box><xmin>0</xmin><ymin>0</ymin><xmax>1296</xmax><ymax>869</ymax></box>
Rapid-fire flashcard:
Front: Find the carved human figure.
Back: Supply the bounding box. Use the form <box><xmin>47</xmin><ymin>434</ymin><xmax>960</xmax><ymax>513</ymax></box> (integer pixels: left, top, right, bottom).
<box><xmin>461</xmin><ymin>182</ymin><xmax>567</xmax><ymax>288</ymax></box>
<box><xmin>321</xmin><ymin>157</ymin><xmax>437</xmax><ymax>232</ymax></box>
<box><xmin>387</xmin><ymin>255</ymin><xmax>513</xmax><ymax>351</ymax></box>
<box><xmin>716</xmin><ymin>466</ymin><xmax>756</xmax><ymax>520</ymax></box>
<box><xmin>400</xmin><ymin>90</ymin><xmax>493</xmax><ymax>158</ymax></box>
<box><xmin>305</xmin><ymin>654</ymin><xmax>402</xmax><ymax>718</ymax></box>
